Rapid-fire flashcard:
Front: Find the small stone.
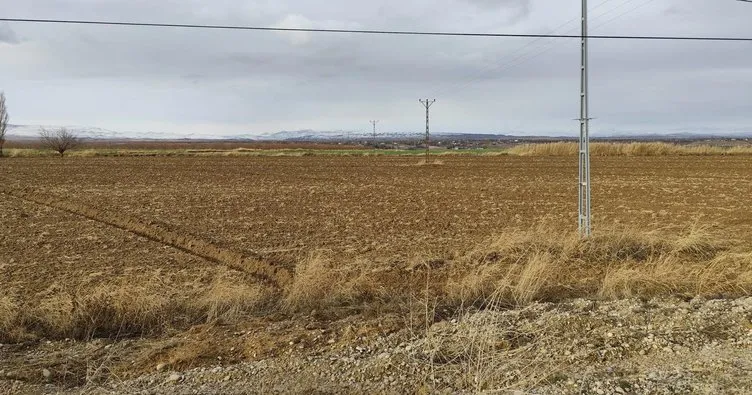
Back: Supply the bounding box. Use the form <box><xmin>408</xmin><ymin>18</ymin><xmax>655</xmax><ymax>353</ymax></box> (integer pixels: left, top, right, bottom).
<box><xmin>42</xmin><ymin>369</ymin><xmax>51</xmax><ymax>380</ymax></box>
<box><xmin>156</xmin><ymin>363</ymin><xmax>167</xmax><ymax>372</ymax></box>
<box><xmin>690</xmin><ymin>296</ymin><xmax>706</xmax><ymax>308</ymax></box>
<box><xmin>167</xmin><ymin>373</ymin><xmax>182</xmax><ymax>383</ymax></box>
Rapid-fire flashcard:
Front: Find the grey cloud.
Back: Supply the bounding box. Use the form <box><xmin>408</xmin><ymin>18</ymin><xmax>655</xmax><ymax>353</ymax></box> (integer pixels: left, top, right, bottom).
<box><xmin>0</xmin><ymin>23</ymin><xmax>21</xmax><ymax>44</ymax></box>
<box><xmin>0</xmin><ymin>0</ymin><xmax>751</xmax><ymax>137</ymax></box>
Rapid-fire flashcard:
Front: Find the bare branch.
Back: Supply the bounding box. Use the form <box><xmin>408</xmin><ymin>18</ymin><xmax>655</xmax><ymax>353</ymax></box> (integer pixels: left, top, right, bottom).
<box><xmin>39</xmin><ymin>127</ymin><xmax>81</xmax><ymax>157</ymax></box>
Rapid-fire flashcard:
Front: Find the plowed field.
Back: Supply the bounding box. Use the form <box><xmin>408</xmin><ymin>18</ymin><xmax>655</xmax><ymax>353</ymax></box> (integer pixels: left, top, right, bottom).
<box><xmin>1</xmin><ymin>155</ymin><xmax>751</xmax><ymax>393</ymax></box>
<box><xmin>2</xmin><ymin>155</ymin><xmax>751</xmax><ymax>292</ymax></box>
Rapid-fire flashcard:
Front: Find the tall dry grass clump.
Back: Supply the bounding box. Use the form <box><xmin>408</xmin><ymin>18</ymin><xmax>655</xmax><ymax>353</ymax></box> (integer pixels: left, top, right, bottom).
<box><xmin>280</xmin><ymin>224</ymin><xmax>750</xmax><ymax>318</ymax></box>
<box><xmin>1</xmin><ymin>274</ymin><xmax>273</xmax><ymax>342</ymax></box>
<box><xmin>284</xmin><ymin>252</ymin><xmax>401</xmax><ymax>312</ymax></box>
<box><xmin>443</xmin><ymin>224</ymin><xmax>747</xmax><ymax>309</ymax></box>
<box><xmin>0</xmin><ymin>295</ymin><xmax>23</xmax><ymax>342</ymax></box>
<box><xmin>196</xmin><ymin>276</ymin><xmax>273</xmax><ymax>324</ymax></box>
<box><xmin>508</xmin><ymin>142</ymin><xmax>752</xmax><ymax>156</ymax></box>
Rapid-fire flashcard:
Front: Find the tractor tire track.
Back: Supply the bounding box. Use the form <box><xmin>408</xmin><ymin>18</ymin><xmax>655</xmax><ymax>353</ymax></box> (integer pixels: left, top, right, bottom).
<box><xmin>0</xmin><ymin>187</ymin><xmax>292</xmax><ymax>287</ymax></box>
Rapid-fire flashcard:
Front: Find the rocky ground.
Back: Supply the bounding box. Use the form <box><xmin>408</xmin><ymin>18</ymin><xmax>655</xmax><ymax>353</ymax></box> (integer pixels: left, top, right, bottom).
<box><xmin>2</xmin><ymin>296</ymin><xmax>750</xmax><ymax>394</ymax></box>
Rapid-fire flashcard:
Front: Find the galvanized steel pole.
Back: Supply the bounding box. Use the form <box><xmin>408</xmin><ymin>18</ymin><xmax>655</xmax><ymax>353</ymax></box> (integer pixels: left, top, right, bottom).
<box><xmin>579</xmin><ymin>0</ymin><xmax>592</xmax><ymax>237</ymax></box>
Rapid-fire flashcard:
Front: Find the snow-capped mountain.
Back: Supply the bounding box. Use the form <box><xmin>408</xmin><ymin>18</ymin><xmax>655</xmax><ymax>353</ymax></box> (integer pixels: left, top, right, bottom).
<box><xmin>6</xmin><ymin>124</ymin><xmax>751</xmax><ymax>142</ymax></box>
<box><xmin>5</xmin><ymin>124</ymin><xmax>257</xmax><ymax>141</ymax></box>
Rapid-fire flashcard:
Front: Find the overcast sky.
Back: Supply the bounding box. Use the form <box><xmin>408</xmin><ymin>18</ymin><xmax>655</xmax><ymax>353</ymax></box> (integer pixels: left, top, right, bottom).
<box><xmin>1</xmin><ymin>0</ymin><xmax>751</xmax><ymax>137</ymax></box>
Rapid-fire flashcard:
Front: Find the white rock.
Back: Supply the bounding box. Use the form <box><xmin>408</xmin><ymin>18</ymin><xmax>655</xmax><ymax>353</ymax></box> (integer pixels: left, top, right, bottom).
<box><xmin>167</xmin><ymin>373</ymin><xmax>182</xmax><ymax>383</ymax></box>
<box><xmin>42</xmin><ymin>369</ymin><xmax>51</xmax><ymax>379</ymax></box>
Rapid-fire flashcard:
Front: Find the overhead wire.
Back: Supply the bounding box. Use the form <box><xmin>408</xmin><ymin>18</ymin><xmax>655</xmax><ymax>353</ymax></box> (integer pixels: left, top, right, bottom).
<box><xmin>1</xmin><ymin>17</ymin><xmax>751</xmax><ymax>41</ymax></box>
<box><xmin>430</xmin><ymin>0</ymin><xmax>660</xmax><ymax>98</ymax></box>
<box><xmin>429</xmin><ymin>0</ymin><xmax>620</xmax><ymax>98</ymax></box>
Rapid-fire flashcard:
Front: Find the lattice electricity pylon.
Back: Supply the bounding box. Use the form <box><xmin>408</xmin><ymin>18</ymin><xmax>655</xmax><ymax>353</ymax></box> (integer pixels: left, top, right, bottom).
<box><xmin>419</xmin><ymin>99</ymin><xmax>436</xmax><ymax>162</ymax></box>
<box><xmin>370</xmin><ymin>120</ymin><xmax>379</xmax><ymax>144</ymax></box>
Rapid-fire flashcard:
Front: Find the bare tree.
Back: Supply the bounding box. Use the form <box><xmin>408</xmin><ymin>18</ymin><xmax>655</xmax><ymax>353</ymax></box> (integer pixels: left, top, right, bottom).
<box><xmin>40</xmin><ymin>128</ymin><xmax>80</xmax><ymax>157</ymax></box>
<box><xmin>0</xmin><ymin>92</ymin><xmax>8</xmax><ymax>157</ymax></box>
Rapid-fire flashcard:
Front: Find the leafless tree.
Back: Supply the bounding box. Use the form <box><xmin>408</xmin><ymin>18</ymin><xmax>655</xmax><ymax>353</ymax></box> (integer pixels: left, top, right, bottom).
<box><xmin>40</xmin><ymin>128</ymin><xmax>81</xmax><ymax>157</ymax></box>
<box><xmin>0</xmin><ymin>92</ymin><xmax>8</xmax><ymax>157</ymax></box>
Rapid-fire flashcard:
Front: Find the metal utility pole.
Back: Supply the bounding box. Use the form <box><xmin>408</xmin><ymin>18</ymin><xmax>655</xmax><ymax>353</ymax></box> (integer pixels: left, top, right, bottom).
<box><xmin>578</xmin><ymin>0</ymin><xmax>592</xmax><ymax>237</ymax></box>
<box><xmin>370</xmin><ymin>120</ymin><xmax>379</xmax><ymax>144</ymax></box>
<box><xmin>419</xmin><ymin>99</ymin><xmax>436</xmax><ymax>162</ymax></box>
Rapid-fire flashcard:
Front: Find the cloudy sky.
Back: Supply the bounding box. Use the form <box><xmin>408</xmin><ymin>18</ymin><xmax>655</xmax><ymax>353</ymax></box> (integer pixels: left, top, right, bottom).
<box><xmin>1</xmin><ymin>0</ymin><xmax>751</xmax><ymax>137</ymax></box>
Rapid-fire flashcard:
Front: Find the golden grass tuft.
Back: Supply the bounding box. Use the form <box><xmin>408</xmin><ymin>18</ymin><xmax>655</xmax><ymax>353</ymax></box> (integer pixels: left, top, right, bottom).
<box><xmin>0</xmin><ymin>295</ymin><xmax>22</xmax><ymax>342</ymax></box>
<box><xmin>284</xmin><ymin>252</ymin><xmax>403</xmax><ymax>313</ymax></box>
<box><xmin>415</xmin><ymin>159</ymin><xmax>445</xmax><ymax>166</ymax></box>
<box><xmin>507</xmin><ymin>142</ymin><xmax>752</xmax><ymax>156</ymax></box>
<box><xmin>197</xmin><ymin>276</ymin><xmax>271</xmax><ymax>324</ymax></box>
<box><xmin>443</xmin><ymin>225</ymin><xmax>746</xmax><ymax>308</ymax></box>
<box><xmin>3</xmin><ymin>274</ymin><xmax>273</xmax><ymax>342</ymax></box>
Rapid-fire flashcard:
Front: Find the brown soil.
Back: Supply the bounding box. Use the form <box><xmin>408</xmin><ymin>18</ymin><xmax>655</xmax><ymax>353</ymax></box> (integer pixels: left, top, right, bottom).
<box><xmin>0</xmin><ymin>155</ymin><xmax>750</xmax><ymax>393</ymax></box>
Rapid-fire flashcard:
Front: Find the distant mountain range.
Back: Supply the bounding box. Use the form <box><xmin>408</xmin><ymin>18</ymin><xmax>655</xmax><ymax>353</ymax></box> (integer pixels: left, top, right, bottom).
<box><xmin>6</xmin><ymin>124</ymin><xmax>752</xmax><ymax>142</ymax></box>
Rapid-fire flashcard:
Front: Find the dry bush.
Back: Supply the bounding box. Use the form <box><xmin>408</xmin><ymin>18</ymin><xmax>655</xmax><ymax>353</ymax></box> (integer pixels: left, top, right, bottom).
<box><xmin>508</xmin><ymin>142</ymin><xmax>752</xmax><ymax>156</ymax></box>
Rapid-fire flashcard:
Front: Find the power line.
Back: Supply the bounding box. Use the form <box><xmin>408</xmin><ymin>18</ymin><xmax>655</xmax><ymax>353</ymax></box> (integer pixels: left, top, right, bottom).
<box><xmin>2</xmin><ymin>18</ymin><xmax>752</xmax><ymax>42</ymax></box>
<box><xmin>428</xmin><ymin>0</ymin><xmax>619</xmax><ymax>97</ymax></box>
<box><xmin>431</xmin><ymin>0</ymin><xmax>658</xmax><ymax>98</ymax></box>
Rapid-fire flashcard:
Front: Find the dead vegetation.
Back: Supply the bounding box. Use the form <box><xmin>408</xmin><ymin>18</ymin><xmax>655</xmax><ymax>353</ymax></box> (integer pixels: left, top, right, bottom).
<box><xmin>508</xmin><ymin>141</ymin><xmax>752</xmax><ymax>156</ymax></box>
<box><xmin>0</xmin><ymin>273</ymin><xmax>274</xmax><ymax>344</ymax></box>
<box><xmin>285</xmin><ymin>224</ymin><xmax>750</xmax><ymax>316</ymax></box>
<box><xmin>2</xmin><ymin>224</ymin><xmax>749</xmax><ymax>346</ymax></box>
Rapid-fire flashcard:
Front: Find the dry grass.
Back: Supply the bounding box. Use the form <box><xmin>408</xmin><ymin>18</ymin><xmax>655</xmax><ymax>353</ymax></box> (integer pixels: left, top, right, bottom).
<box><xmin>197</xmin><ymin>276</ymin><xmax>272</xmax><ymax>324</ymax></box>
<box><xmin>443</xmin><ymin>225</ymin><xmax>745</xmax><ymax>309</ymax></box>
<box><xmin>284</xmin><ymin>252</ymin><xmax>397</xmax><ymax>312</ymax></box>
<box><xmin>2</xmin><ymin>225</ymin><xmax>750</xmax><ymax>344</ymax></box>
<box><xmin>0</xmin><ymin>274</ymin><xmax>272</xmax><ymax>343</ymax></box>
<box><xmin>284</xmin><ymin>224</ymin><xmax>750</xmax><ymax>318</ymax></box>
<box><xmin>415</xmin><ymin>159</ymin><xmax>445</xmax><ymax>166</ymax></box>
<box><xmin>508</xmin><ymin>142</ymin><xmax>752</xmax><ymax>156</ymax></box>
